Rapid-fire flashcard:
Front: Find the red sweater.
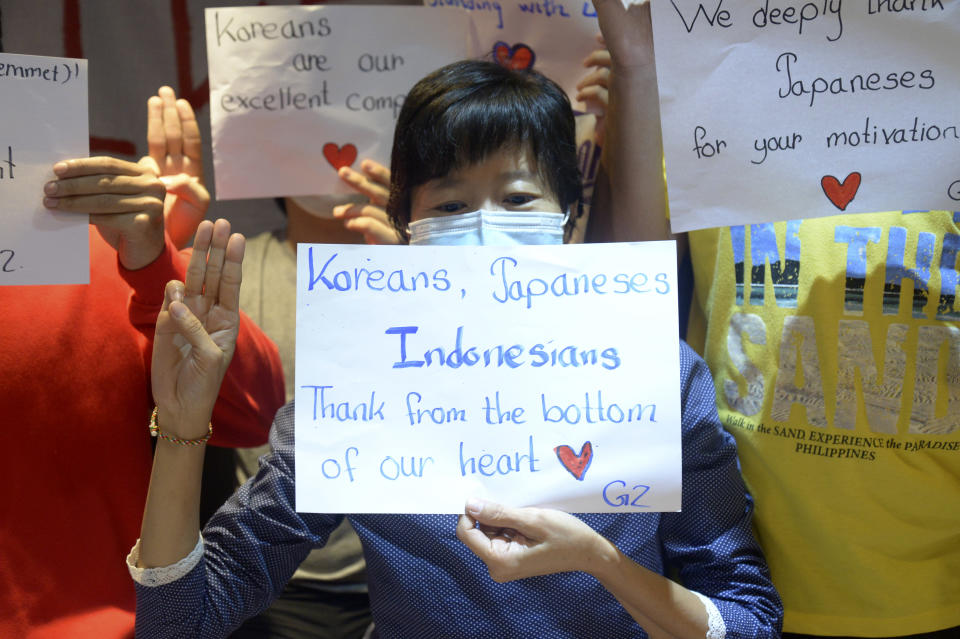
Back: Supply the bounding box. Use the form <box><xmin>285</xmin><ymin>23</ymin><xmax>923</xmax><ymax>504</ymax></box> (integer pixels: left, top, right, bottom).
<box><xmin>0</xmin><ymin>229</ymin><xmax>285</xmax><ymax>639</ymax></box>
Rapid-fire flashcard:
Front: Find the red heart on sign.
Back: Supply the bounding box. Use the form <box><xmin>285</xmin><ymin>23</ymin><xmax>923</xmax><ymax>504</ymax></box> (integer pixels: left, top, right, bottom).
<box><xmin>554</xmin><ymin>442</ymin><xmax>593</xmax><ymax>481</ymax></box>
<box><xmin>821</xmin><ymin>172</ymin><xmax>861</xmax><ymax>211</ymax></box>
<box><xmin>323</xmin><ymin>143</ymin><xmax>357</xmax><ymax>171</ymax></box>
<box><xmin>493</xmin><ymin>42</ymin><xmax>536</xmax><ymax>71</ymax></box>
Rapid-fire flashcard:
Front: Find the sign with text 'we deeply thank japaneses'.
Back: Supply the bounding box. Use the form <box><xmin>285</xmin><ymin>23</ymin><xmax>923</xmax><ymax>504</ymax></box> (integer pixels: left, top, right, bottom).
<box><xmin>651</xmin><ymin>0</ymin><xmax>960</xmax><ymax>232</ymax></box>
<box><xmin>0</xmin><ymin>52</ymin><xmax>89</xmax><ymax>286</ymax></box>
<box><xmin>295</xmin><ymin>243</ymin><xmax>682</xmax><ymax>514</ymax></box>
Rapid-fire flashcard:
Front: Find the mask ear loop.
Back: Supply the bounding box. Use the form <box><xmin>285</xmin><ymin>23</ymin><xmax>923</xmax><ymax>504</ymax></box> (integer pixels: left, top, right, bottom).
<box><xmin>561</xmin><ymin>209</ymin><xmax>571</xmax><ymax>226</ymax></box>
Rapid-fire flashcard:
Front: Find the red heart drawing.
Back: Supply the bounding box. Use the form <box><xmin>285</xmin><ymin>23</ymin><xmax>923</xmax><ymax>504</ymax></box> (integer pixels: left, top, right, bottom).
<box><xmin>322</xmin><ymin>143</ymin><xmax>357</xmax><ymax>171</ymax></box>
<box><xmin>493</xmin><ymin>42</ymin><xmax>536</xmax><ymax>71</ymax></box>
<box><xmin>821</xmin><ymin>172</ymin><xmax>862</xmax><ymax>211</ymax></box>
<box><xmin>554</xmin><ymin>442</ymin><xmax>593</xmax><ymax>481</ymax></box>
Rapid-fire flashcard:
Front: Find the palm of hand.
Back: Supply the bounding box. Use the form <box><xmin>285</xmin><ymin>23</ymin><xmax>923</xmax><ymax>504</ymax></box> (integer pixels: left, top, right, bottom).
<box><xmin>151</xmin><ymin>219</ymin><xmax>243</xmax><ymax>436</ymax></box>
<box><xmin>146</xmin><ymin>87</ymin><xmax>211</xmax><ymax>248</ymax></box>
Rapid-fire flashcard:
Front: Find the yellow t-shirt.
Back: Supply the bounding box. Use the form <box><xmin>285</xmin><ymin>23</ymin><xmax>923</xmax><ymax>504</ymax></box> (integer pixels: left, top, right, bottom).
<box><xmin>688</xmin><ymin>210</ymin><xmax>960</xmax><ymax>636</ymax></box>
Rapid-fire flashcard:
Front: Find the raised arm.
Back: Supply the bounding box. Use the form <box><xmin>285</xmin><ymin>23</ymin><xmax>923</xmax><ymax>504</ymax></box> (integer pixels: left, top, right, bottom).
<box><xmin>458</xmin><ymin>344</ymin><xmax>783</xmax><ymax>638</ymax></box>
<box><xmin>146</xmin><ymin>86</ymin><xmax>210</xmax><ymax>249</ymax></box>
<box><xmin>587</xmin><ymin>0</ymin><xmax>679</xmax><ymax>251</ymax></box>
<box><xmin>138</xmin><ymin>219</ymin><xmax>244</xmax><ymax>568</ymax></box>
<box><xmin>458</xmin><ymin>502</ymin><xmax>713</xmax><ymax>638</ymax></box>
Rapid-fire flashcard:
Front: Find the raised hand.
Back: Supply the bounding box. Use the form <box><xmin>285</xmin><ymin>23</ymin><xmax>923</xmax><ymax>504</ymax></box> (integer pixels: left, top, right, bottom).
<box><xmin>587</xmin><ymin>0</ymin><xmax>670</xmax><ymax>245</ymax></box>
<box><xmin>151</xmin><ymin>219</ymin><xmax>244</xmax><ymax>439</ymax></box>
<box><xmin>333</xmin><ymin>159</ymin><xmax>402</xmax><ymax>244</ymax></box>
<box><xmin>43</xmin><ymin>156</ymin><xmax>166</xmax><ymax>270</ymax></box>
<box><xmin>577</xmin><ymin>37</ymin><xmax>612</xmax><ymax>145</ymax></box>
<box><xmin>144</xmin><ymin>86</ymin><xmax>210</xmax><ymax>249</ymax></box>
<box><xmin>592</xmin><ymin>0</ymin><xmax>655</xmax><ymax>72</ymax></box>
<box><xmin>456</xmin><ymin>499</ymin><xmax>605</xmax><ymax>582</ymax></box>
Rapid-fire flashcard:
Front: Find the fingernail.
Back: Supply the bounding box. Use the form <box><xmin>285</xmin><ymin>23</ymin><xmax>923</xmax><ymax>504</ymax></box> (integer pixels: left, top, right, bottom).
<box><xmin>53</xmin><ymin>162</ymin><xmax>68</xmax><ymax>175</ymax></box>
<box><xmin>44</xmin><ymin>182</ymin><xmax>58</xmax><ymax>195</ymax></box>
<box><xmin>43</xmin><ymin>197</ymin><xmax>59</xmax><ymax>208</ymax></box>
<box><xmin>338</xmin><ymin>166</ymin><xmax>349</xmax><ymax>176</ymax></box>
<box><xmin>170</xmin><ymin>302</ymin><xmax>187</xmax><ymax>318</ymax></box>
<box><xmin>466</xmin><ymin>498</ymin><xmax>483</xmax><ymax>516</ymax></box>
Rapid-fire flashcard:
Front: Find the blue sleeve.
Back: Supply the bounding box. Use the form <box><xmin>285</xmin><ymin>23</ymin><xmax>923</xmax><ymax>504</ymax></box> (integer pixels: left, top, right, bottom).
<box><xmin>134</xmin><ymin>403</ymin><xmax>343</xmax><ymax>638</ymax></box>
<box><xmin>659</xmin><ymin>342</ymin><xmax>783</xmax><ymax>639</ymax></box>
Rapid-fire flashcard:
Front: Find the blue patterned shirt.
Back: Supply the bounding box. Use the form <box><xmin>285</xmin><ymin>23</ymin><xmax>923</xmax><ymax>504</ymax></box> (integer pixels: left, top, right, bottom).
<box><xmin>131</xmin><ymin>342</ymin><xmax>782</xmax><ymax>638</ymax></box>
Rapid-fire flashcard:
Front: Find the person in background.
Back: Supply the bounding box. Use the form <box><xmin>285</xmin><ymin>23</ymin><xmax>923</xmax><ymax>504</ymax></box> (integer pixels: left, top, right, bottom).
<box><xmin>126</xmin><ymin>2</ymin><xmax>781</xmax><ymax>636</ymax></box>
<box><xmin>230</xmin><ymin>20</ymin><xmax>616</xmax><ymax>636</ymax></box>
<box><xmin>229</xmin><ymin>168</ymin><xmax>397</xmax><ymax>639</ymax></box>
<box><xmin>0</xmin><ymin>87</ymin><xmax>285</xmax><ymax>639</ymax></box>
<box><xmin>589</xmin><ymin>1</ymin><xmax>960</xmax><ymax>637</ymax></box>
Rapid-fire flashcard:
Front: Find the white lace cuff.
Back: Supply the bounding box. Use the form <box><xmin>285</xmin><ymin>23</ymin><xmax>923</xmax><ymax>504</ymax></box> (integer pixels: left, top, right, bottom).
<box><xmin>691</xmin><ymin>591</ymin><xmax>726</xmax><ymax>639</ymax></box>
<box><xmin>126</xmin><ymin>534</ymin><xmax>204</xmax><ymax>587</ymax></box>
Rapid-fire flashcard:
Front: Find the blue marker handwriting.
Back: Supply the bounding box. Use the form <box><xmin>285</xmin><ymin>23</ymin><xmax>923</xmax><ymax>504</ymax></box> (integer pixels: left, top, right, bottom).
<box><xmin>602</xmin><ymin>480</ymin><xmax>651</xmax><ymax>508</ymax></box>
<box><xmin>302</xmin><ymin>384</ymin><xmax>386</xmax><ymax>422</ymax></box>
<box><xmin>490</xmin><ymin>255</ymin><xmax>671</xmax><ymax>309</ymax></box>
<box><xmin>387</xmin><ymin>325</ymin><xmax>621</xmax><ymax>370</ymax></box>
<box><xmin>518</xmin><ymin>0</ymin><xmax>571</xmax><ymax>19</ymax></box>
<box><xmin>307</xmin><ymin>247</ymin><xmax>451</xmax><ymax>293</ymax></box>
<box><xmin>460</xmin><ymin>435</ymin><xmax>541</xmax><ymax>476</ymax></box>
<box><xmin>542</xmin><ymin>390</ymin><xmax>657</xmax><ymax>424</ymax></box>
<box><xmin>427</xmin><ymin>0</ymin><xmax>504</xmax><ymax>29</ymax></box>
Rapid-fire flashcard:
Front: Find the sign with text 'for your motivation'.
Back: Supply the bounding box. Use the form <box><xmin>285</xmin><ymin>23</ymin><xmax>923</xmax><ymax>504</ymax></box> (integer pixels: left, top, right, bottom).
<box><xmin>294</xmin><ymin>243</ymin><xmax>681</xmax><ymax>514</ymax></box>
<box><xmin>205</xmin><ymin>6</ymin><xmax>469</xmax><ymax>200</ymax></box>
<box><xmin>651</xmin><ymin>0</ymin><xmax>960</xmax><ymax>233</ymax></box>
<box><xmin>0</xmin><ymin>52</ymin><xmax>89</xmax><ymax>286</ymax></box>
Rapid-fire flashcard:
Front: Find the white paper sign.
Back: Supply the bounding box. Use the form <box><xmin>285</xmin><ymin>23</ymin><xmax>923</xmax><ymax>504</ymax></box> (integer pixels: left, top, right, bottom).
<box><xmin>424</xmin><ymin>0</ymin><xmax>602</xmax><ymax>107</ymax></box>
<box><xmin>295</xmin><ymin>243</ymin><xmax>681</xmax><ymax>514</ymax></box>
<box><xmin>0</xmin><ymin>53</ymin><xmax>89</xmax><ymax>286</ymax></box>
<box><xmin>205</xmin><ymin>6</ymin><xmax>469</xmax><ymax>200</ymax></box>
<box><xmin>651</xmin><ymin>0</ymin><xmax>960</xmax><ymax>232</ymax></box>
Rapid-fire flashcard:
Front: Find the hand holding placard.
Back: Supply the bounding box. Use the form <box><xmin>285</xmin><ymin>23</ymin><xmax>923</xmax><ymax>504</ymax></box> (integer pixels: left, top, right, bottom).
<box><xmin>43</xmin><ymin>157</ymin><xmax>167</xmax><ymax>271</ymax></box>
<box><xmin>333</xmin><ymin>160</ymin><xmax>400</xmax><ymax>245</ymax></box>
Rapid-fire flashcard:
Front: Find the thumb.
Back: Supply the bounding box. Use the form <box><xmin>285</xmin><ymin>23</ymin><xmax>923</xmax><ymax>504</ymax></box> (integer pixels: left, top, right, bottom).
<box><xmin>465</xmin><ymin>498</ymin><xmax>530</xmax><ymax>531</ymax></box>
<box><xmin>167</xmin><ymin>301</ymin><xmax>222</xmax><ymax>369</ymax></box>
<box><xmin>139</xmin><ymin>155</ymin><xmax>161</xmax><ymax>176</ymax></box>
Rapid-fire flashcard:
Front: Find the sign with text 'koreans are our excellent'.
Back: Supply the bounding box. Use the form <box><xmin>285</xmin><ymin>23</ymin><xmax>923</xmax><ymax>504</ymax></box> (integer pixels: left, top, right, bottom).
<box><xmin>205</xmin><ymin>6</ymin><xmax>469</xmax><ymax>200</ymax></box>
<box><xmin>294</xmin><ymin>243</ymin><xmax>682</xmax><ymax>514</ymax></box>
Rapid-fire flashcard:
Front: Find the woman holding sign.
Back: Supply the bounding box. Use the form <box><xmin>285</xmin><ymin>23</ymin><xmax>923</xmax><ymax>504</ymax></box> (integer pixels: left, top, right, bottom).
<box><xmin>127</xmin><ymin>2</ymin><xmax>781</xmax><ymax>637</ymax></box>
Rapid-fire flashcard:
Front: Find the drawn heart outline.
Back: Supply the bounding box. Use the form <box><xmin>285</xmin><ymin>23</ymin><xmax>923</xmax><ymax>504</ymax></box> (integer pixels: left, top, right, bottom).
<box><xmin>322</xmin><ymin>143</ymin><xmax>358</xmax><ymax>171</ymax></box>
<box><xmin>493</xmin><ymin>41</ymin><xmax>536</xmax><ymax>71</ymax></box>
<box><xmin>821</xmin><ymin>172</ymin><xmax>861</xmax><ymax>211</ymax></box>
<box><xmin>554</xmin><ymin>441</ymin><xmax>593</xmax><ymax>481</ymax></box>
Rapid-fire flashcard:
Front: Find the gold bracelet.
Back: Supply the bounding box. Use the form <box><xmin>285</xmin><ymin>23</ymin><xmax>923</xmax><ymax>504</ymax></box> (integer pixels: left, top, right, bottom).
<box><xmin>149</xmin><ymin>407</ymin><xmax>212</xmax><ymax>446</ymax></box>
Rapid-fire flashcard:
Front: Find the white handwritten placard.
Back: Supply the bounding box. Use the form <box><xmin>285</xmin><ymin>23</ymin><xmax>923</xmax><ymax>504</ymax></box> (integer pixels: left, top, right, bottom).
<box><xmin>423</xmin><ymin>0</ymin><xmax>602</xmax><ymax>107</ymax></box>
<box><xmin>651</xmin><ymin>0</ymin><xmax>960</xmax><ymax>232</ymax></box>
<box><xmin>205</xmin><ymin>6</ymin><xmax>469</xmax><ymax>200</ymax></box>
<box><xmin>295</xmin><ymin>243</ymin><xmax>681</xmax><ymax>514</ymax></box>
<box><xmin>0</xmin><ymin>53</ymin><xmax>89</xmax><ymax>285</ymax></box>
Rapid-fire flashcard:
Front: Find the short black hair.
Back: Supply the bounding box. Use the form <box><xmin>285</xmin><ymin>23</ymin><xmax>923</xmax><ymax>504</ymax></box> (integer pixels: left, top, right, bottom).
<box><xmin>386</xmin><ymin>59</ymin><xmax>582</xmax><ymax>240</ymax></box>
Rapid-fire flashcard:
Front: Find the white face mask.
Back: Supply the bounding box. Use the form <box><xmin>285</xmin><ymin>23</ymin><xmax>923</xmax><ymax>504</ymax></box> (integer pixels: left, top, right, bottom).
<box><xmin>407</xmin><ymin>209</ymin><xmax>568</xmax><ymax>246</ymax></box>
